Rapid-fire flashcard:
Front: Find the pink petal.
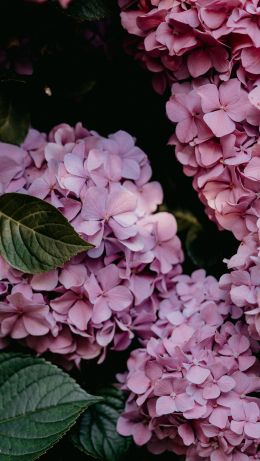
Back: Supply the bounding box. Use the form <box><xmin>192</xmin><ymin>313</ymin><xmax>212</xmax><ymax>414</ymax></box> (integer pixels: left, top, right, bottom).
<box><xmin>92</xmin><ymin>297</ymin><xmax>111</xmax><ymax>324</ymax></box>
<box><xmin>68</xmin><ymin>300</ymin><xmax>92</xmax><ymax>331</ymax></box>
<box><xmin>218</xmin><ymin>376</ymin><xmax>236</xmax><ymax>393</ymax></box>
<box><xmin>186</xmin><ymin>366</ymin><xmax>210</xmax><ymax>385</ymax></box>
<box><xmin>230</xmin><ymin>421</ymin><xmax>244</xmax><ymax>435</ymax></box>
<box><xmin>244</xmin><ymin>157</ymin><xmax>260</xmax><ymax>181</ymax></box>
<box><xmin>64</xmin><ymin>153</ymin><xmax>85</xmax><ymax>176</ymax></box>
<box><xmin>166</xmin><ymin>94</ymin><xmax>190</xmax><ymax>123</ymax></box>
<box><xmin>132</xmin><ymin>423</ymin><xmax>152</xmax><ymax>446</ymax></box>
<box><xmin>231</xmin><ymin>403</ymin><xmax>246</xmax><ymax>421</ymax></box>
<box><xmin>198</xmin><ymin>83</ymin><xmax>220</xmax><ymax>113</ymax></box>
<box><xmin>219</xmin><ymin>79</ymin><xmax>240</xmax><ymax>106</ymax></box>
<box><xmin>238</xmin><ymin>355</ymin><xmax>256</xmax><ymax>371</ymax></box>
<box><xmin>122</xmin><ymin>158</ymin><xmax>140</xmax><ymax>180</ymax></box>
<box><xmin>145</xmin><ymin>361</ymin><xmax>162</xmax><ymax>381</ymax></box>
<box><xmin>81</xmin><ymin>186</ymin><xmax>107</xmax><ymax>220</ymax></box>
<box><xmin>176</xmin><ymin>117</ymin><xmax>198</xmax><ymax>143</ymax></box>
<box><xmin>96</xmin><ymin>322</ymin><xmax>115</xmax><ymax>347</ymax></box>
<box><xmin>128</xmin><ymin>371</ymin><xmax>150</xmax><ymax>394</ymax></box>
<box><xmin>230</xmin><ymin>335</ymin><xmax>250</xmax><ymax>354</ymax></box>
<box><xmin>156</xmin><ymin>212</ymin><xmax>177</xmax><ymax>241</ymax></box>
<box><xmin>98</xmin><ymin>264</ymin><xmax>120</xmax><ymax>291</ymax></box>
<box><xmin>28</xmin><ymin>177</ymin><xmax>50</xmax><ymax>199</ymax></box>
<box><xmin>211</xmin><ymin>448</ymin><xmax>230</xmax><ymax>461</ymax></box>
<box><xmin>59</xmin><ymin>264</ymin><xmax>87</xmax><ymax>289</ymax></box>
<box><xmin>209</xmin><ymin>407</ymin><xmax>228</xmax><ymax>429</ymax></box>
<box><xmin>154</xmin><ymin>379</ymin><xmax>173</xmax><ymax>396</ymax></box>
<box><xmin>170</xmin><ymin>324</ymin><xmax>194</xmax><ymax>346</ymax></box>
<box><xmin>156</xmin><ymin>396</ymin><xmax>176</xmax><ymax>416</ymax></box>
<box><xmin>203</xmin><ymin>110</ymin><xmax>235</xmax><ymax>137</ymax></box>
<box><xmin>203</xmin><ymin>383</ymin><xmax>220</xmax><ymax>400</ymax></box>
<box><xmin>187</xmin><ymin>49</ymin><xmax>212</xmax><ymax>78</ymax></box>
<box><xmin>184</xmin><ymin>404</ymin><xmax>207</xmax><ymax>419</ymax></box>
<box><xmin>107</xmin><ymin>187</ymin><xmax>137</xmax><ymax>218</ymax></box>
<box><xmin>249</xmin><ymin>85</ymin><xmax>260</xmax><ymax>110</ymax></box>
<box><xmin>108</xmin><ymin>286</ymin><xmax>133</xmax><ymax>311</ymax></box>
<box><xmin>31</xmin><ymin>270</ymin><xmax>58</xmax><ymax>291</ymax></box>
<box><xmin>175</xmin><ymin>394</ymin><xmax>194</xmax><ymax>412</ymax></box>
<box><xmin>86</xmin><ymin>274</ymin><xmax>102</xmax><ymax>303</ymax></box>
<box><xmin>244</xmin><ymin>401</ymin><xmax>259</xmax><ymax>421</ymax></box>
<box><xmin>1</xmin><ymin>315</ymin><xmax>18</xmax><ymax>335</ymax></box>
<box><xmin>62</xmin><ymin>176</ymin><xmax>85</xmax><ymax>197</ymax></box>
<box><xmin>200</xmin><ymin>424</ymin><xmax>219</xmax><ymax>438</ymax></box>
<box><xmin>113</xmin><ymin>212</ymin><xmax>137</xmax><ymax>227</ymax></box>
<box><xmin>11</xmin><ymin>318</ymin><xmax>30</xmax><ymax>339</ymax></box>
<box><xmin>244</xmin><ymin>421</ymin><xmax>260</xmax><ymax>439</ymax></box>
<box><xmin>178</xmin><ymin>423</ymin><xmax>195</xmax><ymax>446</ymax></box>
<box><xmin>50</xmin><ymin>292</ymin><xmax>75</xmax><ymax>314</ymax></box>
<box><xmin>23</xmin><ymin>315</ymin><xmax>50</xmax><ymax>336</ymax></box>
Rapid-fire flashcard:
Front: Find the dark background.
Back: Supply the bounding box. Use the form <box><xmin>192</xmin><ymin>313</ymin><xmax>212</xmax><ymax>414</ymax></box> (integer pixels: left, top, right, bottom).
<box><xmin>0</xmin><ymin>1</ymin><xmax>237</xmax><ymax>460</ymax></box>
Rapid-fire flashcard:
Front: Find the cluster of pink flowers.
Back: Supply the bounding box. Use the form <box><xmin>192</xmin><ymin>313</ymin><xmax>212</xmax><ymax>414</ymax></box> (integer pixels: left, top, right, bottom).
<box><xmin>119</xmin><ymin>0</ymin><xmax>260</xmax><ymax>241</ymax></box>
<box><xmin>0</xmin><ymin>122</ymin><xmax>183</xmax><ymax>364</ymax></box>
<box><xmin>117</xmin><ymin>270</ymin><xmax>260</xmax><ymax>461</ymax></box>
<box><xmin>119</xmin><ymin>0</ymin><xmax>260</xmax><ymax>348</ymax></box>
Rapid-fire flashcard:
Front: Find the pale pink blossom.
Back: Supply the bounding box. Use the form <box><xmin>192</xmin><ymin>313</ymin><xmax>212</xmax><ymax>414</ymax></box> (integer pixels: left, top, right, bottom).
<box><xmin>0</xmin><ymin>123</ymin><xmax>183</xmax><ymax>364</ymax></box>
<box><xmin>0</xmin><ymin>286</ymin><xmax>54</xmax><ymax>339</ymax></box>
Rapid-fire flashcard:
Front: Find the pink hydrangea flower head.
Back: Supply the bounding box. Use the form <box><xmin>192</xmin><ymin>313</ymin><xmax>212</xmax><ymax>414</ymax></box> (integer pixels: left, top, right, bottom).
<box><xmin>119</xmin><ymin>0</ymin><xmax>260</xmax><ymax>243</ymax></box>
<box><xmin>117</xmin><ymin>279</ymin><xmax>260</xmax><ymax>460</ymax></box>
<box><xmin>0</xmin><ymin>123</ymin><xmax>183</xmax><ymax>365</ymax></box>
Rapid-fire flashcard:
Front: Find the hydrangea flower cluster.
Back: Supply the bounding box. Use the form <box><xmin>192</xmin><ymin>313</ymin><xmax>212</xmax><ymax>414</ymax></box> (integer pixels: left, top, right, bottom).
<box><xmin>119</xmin><ymin>0</ymin><xmax>260</xmax><ymax>242</ymax></box>
<box><xmin>0</xmin><ymin>123</ymin><xmax>183</xmax><ymax>364</ymax></box>
<box><xmin>117</xmin><ymin>270</ymin><xmax>260</xmax><ymax>461</ymax></box>
<box><xmin>119</xmin><ymin>0</ymin><xmax>260</xmax><ymax>346</ymax></box>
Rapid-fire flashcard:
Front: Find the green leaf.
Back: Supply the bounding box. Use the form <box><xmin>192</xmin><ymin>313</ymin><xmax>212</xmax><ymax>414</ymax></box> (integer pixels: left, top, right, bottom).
<box><xmin>0</xmin><ymin>193</ymin><xmax>92</xmax><ymax>274</ymax></box>
<box><xmin>0</xmin><ymin>82</ymin><xmax>30</xmax><ymax>145</ymax></box>
<box><xmin>72</xmin><ymin>386</ymin><xmax>132</xmax><ymax>461</ymax></box>
<box><xmin>67</xmin><ymin>0</ymin><xmax>115</xmax><ymax>21</ymax></box>
<box><xmin>0</xmin><ymin>353</ymin><xmax>102</xmax><ymax>461</ymax></box>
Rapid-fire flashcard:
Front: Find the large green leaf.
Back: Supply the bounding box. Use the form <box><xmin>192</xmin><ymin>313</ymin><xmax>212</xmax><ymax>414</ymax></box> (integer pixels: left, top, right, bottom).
<box><xmin>67</xmin><ymin>0</ymin><xmax>115</xmax><ymax>21</ymax></box>
<box><xmin>0</xmin><ymin>353</ymin><xmax>102</xmax><ymax>461</ymax></box>
<box><xmin>73</xmin><ymin>387</ymin><xmax>132</xmax><ymax>461</ymax></box>
<box><xmin>0</xmin><ymin>193</ymin><xmax>92</xmax><ymax>274</ymax></box>
<box><xmin>0</xmin><ymin>82</ymin><xmax>30</xmax><ymax>145</ymax></box>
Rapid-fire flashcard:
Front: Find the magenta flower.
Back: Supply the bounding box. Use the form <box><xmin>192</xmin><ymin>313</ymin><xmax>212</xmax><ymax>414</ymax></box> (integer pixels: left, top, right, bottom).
<box><xmin>117</xmin><ymin>401</ymin><xmax>152</xmax><ymax>446</ymax></box>
<box><xmin>231</xmin><ymin>401</ymin><xmax>260</xmax><ymax>438</ymax></box>
<box><xmin>218</xmin><ymin>334</ymin><xmax>256</xmax><ymax>371</ymax></box>
<box><xmin>154</xmin><ymin>378</ymin><xmax>194</xmax><ymax>415</ymax></box>
<box><xmin>0</xmin><ymin>287</ymin><xmax>54</xmax><ymax>339</ymax></box>
<box><xmin>166</xmin><ymin>89</ymin><xmax>211</xmax><ymax>143</ymax></box>
<box><xmin>86</xmin><ymin>264</ymin><xmax>133</xmax><ymax>323</ymax></box>
<box><xmin>80</xmin><ymin>185</ymin><xmax>137</xmax><ymax>247</ymax></box>
<box><xmin>198</xmin><ymin>79</ymin><xmax>249</xmax><ymax>137</ymax></box>
<box><xmin>60</xmin><ymin>147</ymin><xmax>104</xmax><ymax>195</ymax></box>
<box><xmin>142</xmin><ymin>212</ymin><xmax>183</xmax><ymax>274</ymax></box>
<box><xmin>187</xmin><ymin>44</ymin><xmax>229</xmax><ymax>78</ymax></box>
